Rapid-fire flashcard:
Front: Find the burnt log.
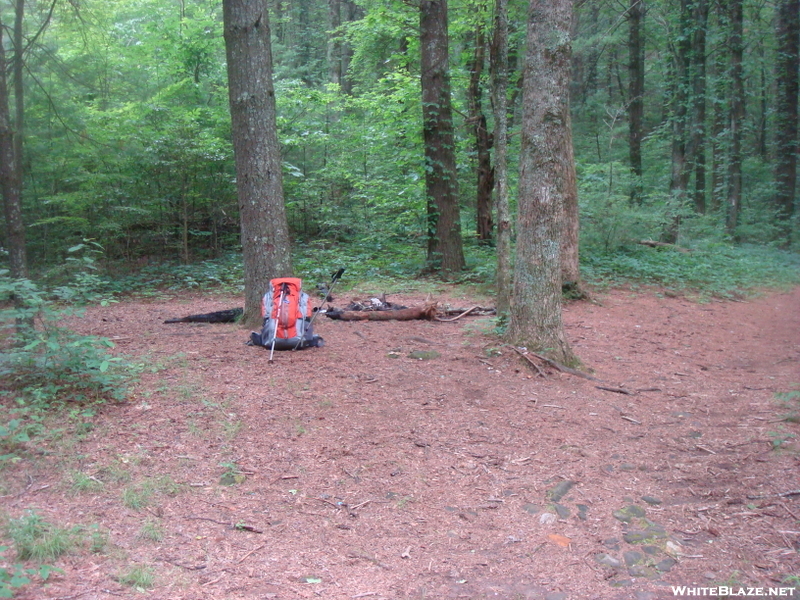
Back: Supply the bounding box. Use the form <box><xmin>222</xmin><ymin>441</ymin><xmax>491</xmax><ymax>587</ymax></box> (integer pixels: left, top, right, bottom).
<box><xmin>164</xmin><ymin>308</ymin><xmax>243</xmax><ymax>324</ymax></box>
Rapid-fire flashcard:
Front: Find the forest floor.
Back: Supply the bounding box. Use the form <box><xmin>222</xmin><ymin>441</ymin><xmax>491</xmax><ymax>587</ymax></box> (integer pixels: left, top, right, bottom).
<box><xmin>2</xmin><ymin>284</ymin><xmax>800</xmax><ymax>600</ymax></box>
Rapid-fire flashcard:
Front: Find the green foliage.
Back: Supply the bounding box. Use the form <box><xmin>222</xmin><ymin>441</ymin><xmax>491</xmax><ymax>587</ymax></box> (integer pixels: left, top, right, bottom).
<box><xmin>117</xmin><ymin>564</ymin><xmax>155</xmax><ymax>590</ymax></box>
<box><xmin>0</xmin><ymin>545</ymin><xmax>60</xmax><ymax>599</ymax></box>
<box><xmin>5</xmin><ymin>513</ymin><xmax>75</xmax><ymax>562</ymax></box>
<box><xmin>776</xmin><ymin>387</ymin><xmax>800</xmax><ymax>424</ymax></box>
<box><xmin>582</xmin><ymin>243</ymin><xmax>800</xmax><ymax>297</ymax></box>
<box><xmin>0</xmin><ymin>271</ymin><xmax>130</xmax><ymax>406</ymax></box>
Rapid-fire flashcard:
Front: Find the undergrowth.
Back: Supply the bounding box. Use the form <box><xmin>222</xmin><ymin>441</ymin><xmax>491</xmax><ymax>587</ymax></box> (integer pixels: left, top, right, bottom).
<box><xmin>86</xmin><ymin>238</ymin><xmax>800</xmax><ymax>300</ymax></box>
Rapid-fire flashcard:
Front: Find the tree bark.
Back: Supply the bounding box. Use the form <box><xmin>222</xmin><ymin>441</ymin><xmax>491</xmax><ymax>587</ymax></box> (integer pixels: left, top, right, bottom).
<box><xmin>560</xmin><ymin>107</ymin><xmax>581</xmax><ymax>290</ymax></box>
<box><xmin>491</xmin><ymin>0</ymin><xmax>511</xmax><ymax>316</ymax></box>
<box><xmin>223</xmin><ymin>0</ymin><xmax>292</xmax><ymax>328</ymax></box>
<box><xmin>420</xmin><ymin>0</ymin><xmax>465</xmax><ymax>275</ymax></box>
<box><xmin>709</xmin><ymin>0</ymin><xmax>728</xmax><ymax>214</ymax></box>
<box><xmin>774</xmin><ymin>0</ymin><xmax>799</xmax><ymax>234</ymax></box>
<box><xmin>666</xmin><ymin>0</ymin><xmax>692</xmax><ymax>243</ymax></box>
<box><xmin>467</xmin><ymin>25</ymin><xmax>495</xmax><ymax>244</ymax></box>
<box><xmin>687</xmin><ymin>0</ymin><xmax>709</xmax><ymax>214</ymax></box>
<box><xmin>507</xmin><ymin>0</ymin><xmax>576</xmax><ymax>366</ymax></box>
<box><xmin>0</xmin><ymin>9</ymin><xmax>28</xmax><ymax>279</ymax></box>
<box><xmin>627</xmin><ymin>0</ymin><xmax>644</xmax><ymax>205</ymax></box>
<box><xmin>725</xmin><ymin>0</ymin><xmax>744</xmax><ymax>235</ymax></box>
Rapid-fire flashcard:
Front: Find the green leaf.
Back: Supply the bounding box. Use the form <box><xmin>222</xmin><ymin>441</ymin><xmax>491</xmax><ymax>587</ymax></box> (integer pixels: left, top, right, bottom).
<box><xmin>99</xmin><ymin>361</ymin><xmax>109</xmax><ymax>373</ymax></box>
<box><xmin>38</xmin><ymin>565</ymin><xmax>63</xmax><ymax>580</ymax></box>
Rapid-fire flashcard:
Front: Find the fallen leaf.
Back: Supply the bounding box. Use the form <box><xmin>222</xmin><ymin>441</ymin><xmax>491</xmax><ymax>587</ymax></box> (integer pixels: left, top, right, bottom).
<box><xmin>547</xmin><ymin>533</ymin><xmax>571</xmax><ymax>547</ymax></box>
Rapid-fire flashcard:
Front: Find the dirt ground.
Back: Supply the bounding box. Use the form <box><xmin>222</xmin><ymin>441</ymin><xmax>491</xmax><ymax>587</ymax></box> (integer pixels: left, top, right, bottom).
<box><xmin>2</xmin><ymin>284</ymin><xmax>800</xmax><ymax>600</ymax></box>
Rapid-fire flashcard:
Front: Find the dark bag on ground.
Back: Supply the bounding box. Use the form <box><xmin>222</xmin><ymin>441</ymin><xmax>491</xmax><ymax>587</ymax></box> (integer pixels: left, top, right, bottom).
<box><xmin>249</xmin><ymin>277</ymin><xmax>323</xmax><ymax>350</ymax></box>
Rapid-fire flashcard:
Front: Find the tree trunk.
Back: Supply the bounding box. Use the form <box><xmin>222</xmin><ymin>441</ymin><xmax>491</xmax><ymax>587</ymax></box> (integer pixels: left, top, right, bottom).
<box><xmin>687</xmin><ymin>0</ymin><xmax>709</xmax><ymax>214</ymax></box>
<box><xmin>726</xmin><ymin>0</ymin><xmax>744</xmax><ymax>235</ymax></box>
<box><xmin>491</xmin><ymin>0</ymin><xmax>512</xmax><ymax>316</ymax></box>
<box><xmin>223</xmin><ymin>0</ymin><xmax>292</xmax><ymax>328</ymax></box>
<box><xmin>327</xmin><ymin>0</ymin><xmax>342</xmax><ymax>87</ymax></box>
<box><xmin>507</xmin><ymin>0</ymin><xmax>576</xmax><ymax>366</ymax></box>
<box><xmin>666</xmin><ymin>0</ymin><xmax>692</xmax><ymax>243</ymax></box>
<box><xmin>0</xmin><ymin>10</ymin><xmax>28</xmax><ymax>279</ymax></box>
<box><xmin>627</xmin><ymin>0</ymin><xmax>644</xmax><ymax>205</ymax></box>
<box><xmin>774</xmin><ymin>0</ymin><xmax>799</xmax><ymax>234</ymax></box>
<box><xmin>420</xmin><ymin>0</ymin><xmax>465</xmax><ymax>275</ymax></box>
<box><xmin>709</xmin><ymin>1</ymin><xmax>728</xmax><ymax>214</ymax></box>
<box><xmin>560</xmin><ymin>107</ymin><xmax>581</xmax><ymax>290</ymax></box>
<box><xmin>467</xmin><ymin>25</ymin><xmax>495</xmax><ymax>244</ymax></box>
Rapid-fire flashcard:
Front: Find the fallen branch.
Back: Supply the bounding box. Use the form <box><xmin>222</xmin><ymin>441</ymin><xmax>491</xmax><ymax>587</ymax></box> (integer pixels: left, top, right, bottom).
<box><xmin>509</xmin><ymin>346</ymin><xmax>547</xmax><ymax>378</ymax></box>
<box><xmin>436</xmin><ymin>306</ymin><xmax>496</xmax><ymax>321</ymax></box>
<box><xmin>522</xmin><ymin>349</ymin><xmax>598</xmax><ymax>381</ymax></box>
<box><xmin>326</xmin><ymin>304</ymin><xmax>437</xmax><ymax>321</ymax></box>
<box><xmin>637</xmin><ymin>239</ymin><xmax>691</xmax><ymax>253</ymax></box>
<box><xmin>596</xmin><ymin>385</ymin><xmax>634</xmax><ymax>395</ymax></box>
<box><xmin>164</xmin><ymin>308</ymin><xmax>243</xmax><ymax>324</ymax></box>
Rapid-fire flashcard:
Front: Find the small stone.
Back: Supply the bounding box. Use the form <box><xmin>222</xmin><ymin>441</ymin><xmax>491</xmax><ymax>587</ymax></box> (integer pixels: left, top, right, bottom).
<box><xmin>577</xmin><ymin>504</ymin><xmax>589</xmax><ymax>521</ymax></box>
<box><xmin>628</xmin><ymin>565</ymin><xmax>655</xmax><ymax>578</ymax></box>
<box><xmin>703</xmin><ymin>572</ymin><xmax>716</xmax><ymax>580</ymax></box>
<box><xmin>545</xmin><ymin>593</ymin><xmax>568</xmax><ymax>600</ymax></box>
<box><xmin>620</xmin><ymin>463</ymin><xmax>637</xmax><ymax>471</ymax></box>
<box><xmin>622</xmin><ymin>530</ymin><xmax>649</xmax><ymax>544</ymax></box>
<box><xmin>408</xmin><ymin>350</ymin><xmax>440</xmax><ymax>360</ymax></box>
<box><xmin>642</xmin><ymin>545</ymin><xmax>660</xmax><ymax>556</ymax></box>
<box><xmin>554</xmin><ymin>504</ymin><xmax>571</xmax><ymax>519</ymax></box>
<box><xmin>539</xmin><ymin>512</ymin><xmax>557</xmax><ymax>525</ymax></box>
<box><xmin>547</xmin><ymin>480</ymin><xmax>575</xmax><ymax>502</ymax></box>
<box><xmin>219</xmin><ymin>472</ymin><xmax>245</xmax><ymax>486</ymax></box>
<box><xmin>610</xmin><ymin>579</ymin><xmax>634</xmax><ymax>588</ymax></box>
<box><xmin>634</xmin><ymin>592</ymin><xmax>657</xmax><ymax>600</ymax></box>
<box><xmin>613</xmin><ymin>505</ymin><xmax>647</xmax><ymax>523</ymax></box>
<box><xmin>603</xmin><ymin>537</ymin><xmax>621</xmax><ymax>550</ymax></box>
<box><xmin>595</xmin><ymin>553</ymin><xmax>622</xmax><ymax>568</ymax></box>
<box><xmin>624</xmin><ymin>551</ymin><xmax>644</xmax><ymax>566</ymax></box>
<box><xmin>665</xmin><ymin>541</ymin><xmax>682</xmax><ymax>557</ymax></box>
<box><xmin>522</xmin><ymin>503</ymin><xmax>541</xmax><ymax>515</ymax></box>
<box><xmin>641</xmin><ymin>496</ymin><xmax>662</xmax><ymax>506</ymax></box>
<box><xmin>655</xmin><ymin>558</ymin><xmax>677</xmax><ymax>572</ymax></box>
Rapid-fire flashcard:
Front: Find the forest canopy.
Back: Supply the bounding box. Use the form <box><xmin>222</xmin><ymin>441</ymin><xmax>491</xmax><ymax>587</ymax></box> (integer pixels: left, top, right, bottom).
<box><xmin>0</xmin><ymin>0</ymin><xmax>798</xmax><ymax>279</ymax></box>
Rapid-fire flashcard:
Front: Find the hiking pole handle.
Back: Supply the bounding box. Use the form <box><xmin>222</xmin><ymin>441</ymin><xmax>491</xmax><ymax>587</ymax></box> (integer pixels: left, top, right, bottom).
<box><xmin>294</xmin><ymin>267</ymin><xmax>345</xmax><ymax>350</ymax></box>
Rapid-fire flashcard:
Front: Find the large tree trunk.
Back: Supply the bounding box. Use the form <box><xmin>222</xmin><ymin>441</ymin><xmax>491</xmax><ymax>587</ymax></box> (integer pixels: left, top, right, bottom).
<box><xmin>666</xmin><ymin>0</ymin><xmax>692</xmax><ymax>243</ymax></box>
<box><xmin>491</xmin><ymin>0</ymin><xmax>511</xmax><ymax>316</ymax></box>
<box><xmin>709</xmin><ymin>1</ymin><xmax>728</xmax><ymax>214</ymax></box>
<box><xmin>420</xmin><ymin>0</ymin><xmax>465</xmax><ymax>275</ymax></box>
<box><xmin>560</xmin><ymin>107</ymin><xmax>581</xmax><ymax>290</ymax></box>
<box><xmin>223</xmin><ymin>0</ymin><xmax>292</xmax><ymax>328</ymax></box>
<box><xmin>467</xmin><ymin>25</ymin><xmax>495</xmax><ymax>244</ymax></box>
<box><xmin>687</xmin><ymin>0</ymin><xmax>709</xmax><ymax>214</ymax></box>
<box><xmin>726</xmin><ymin>0</ymin><xmax>744</xmax><ymax>235</ymax></box>
<box><xmin>507</xmin><ymin>0</ymin><xmax>576</xmax><ymax>366</ymax></box>
<box><xmin>0</xmin><ymin>10</ymin><xmax>28</xmax><ymax>279</ymax></box>
<box><xmin>627</xmin><ymin>0</ymin><xmax>644</xmax><ymax>205</ymax></box>
<box><xmin>774</xmin><ymin>0</ymin><xmax>799</xmax><ymax>236</ymax></box>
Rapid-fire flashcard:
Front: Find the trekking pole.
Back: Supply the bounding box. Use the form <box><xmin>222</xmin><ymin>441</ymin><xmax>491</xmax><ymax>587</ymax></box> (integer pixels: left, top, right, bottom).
<box><xmin>294</xmin><ymin>268</ymin><xmax>344</xmax><ymax>350</ymax></box>
<box><xmin>268</xmin><ymin>283</ymin><xmax>288</xmax><ymax>364</ymax></box>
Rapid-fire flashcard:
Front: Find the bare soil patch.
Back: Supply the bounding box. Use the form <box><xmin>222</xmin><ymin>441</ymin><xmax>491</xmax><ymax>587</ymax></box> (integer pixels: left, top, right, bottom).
<box><xmin>3</xmin><ymin>286</ymin><xmax>800</xmax><ymax>600</ymax></box>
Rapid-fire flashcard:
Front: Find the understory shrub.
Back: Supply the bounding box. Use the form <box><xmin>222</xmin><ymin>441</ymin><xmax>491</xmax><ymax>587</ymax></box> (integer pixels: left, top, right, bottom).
<box><xmin>0</xmin><ymin>271</ymin><xmax>129</xmax><ymax>407</ymax></box>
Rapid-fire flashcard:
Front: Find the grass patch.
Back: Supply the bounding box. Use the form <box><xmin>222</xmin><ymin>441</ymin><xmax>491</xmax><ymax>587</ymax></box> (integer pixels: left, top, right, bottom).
<box><xmin>138</xmin><ymin>519</ymin><xmax>165</xmax><ymax>543</ymax></box>
<box><xmin>5</xmin><ymin>512</ymin><xmax>76</xmax><ymax>562</ymax></box>
<box><xmin>122</xmin><ymin>482</ymin><xmax>154</xmax><ymax>510</ymax></box>
<box><xmin>118</xmin><ymin>564</ymin><xmax>155</xmax><ymax>589</ymax></box>
<box><xmin>69</xmin><ymin>471</ymin><xmax>104</xmax><ymax>494</ymax></box>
